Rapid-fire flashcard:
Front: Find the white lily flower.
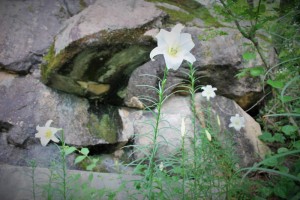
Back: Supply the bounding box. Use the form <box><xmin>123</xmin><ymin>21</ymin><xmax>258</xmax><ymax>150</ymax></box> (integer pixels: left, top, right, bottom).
<box><xmin>35</xmin><ymin>120</ymin><xmax>61</xmax><ymax>146</ymax></box>
<box><xmin>150</xmin><ymin>24</ymin><xmax>196</xmax><ymax>70</ymax></box>
<box><xmin>201</xmin><ymin>85</ymin><xmax>217</xmax><ymax>101</ymax></box>
<box><xmin>229</xmin><ymin>114</ymin><xmax>245</xmax><ymax>131</ymax></box>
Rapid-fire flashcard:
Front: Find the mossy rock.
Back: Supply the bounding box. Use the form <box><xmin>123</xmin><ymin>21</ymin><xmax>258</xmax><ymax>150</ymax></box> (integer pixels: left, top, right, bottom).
<box><xmin>88</xmin><ymin>113</ymin><xmax>118</xmax><ymax>143</ymax></box>
<box><xmin>41</xmin><ymin>28</ymin><xmax>155</xmax><ymax>101</ymax></box>
<box><xmin>87</xmin><ymin>103</ymin><xmax>123</xmax><ymax>144</ymax></box>
<box><xmin>146</xmin><ymin>0</ymin><xmax>223</xmax><ymax>27</ymax></box>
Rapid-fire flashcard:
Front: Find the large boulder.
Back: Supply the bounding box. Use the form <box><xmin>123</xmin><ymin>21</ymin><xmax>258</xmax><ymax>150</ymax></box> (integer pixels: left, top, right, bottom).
<box><xmin>41</xmin><ymin>0</ymin><xmax>166</xmax><ymax>104</ymax></box>
<box><xmin>125</xmin><ymin>27</ymin><xmax>276</xmax><ymax>109</ymax></box>
<box><xmin>0</xmin><ymin>70</ymin><xmax>131</xmax><ymax>167</ymax></box>
<box><xmin>0</xmin><ymin>0</ymin><xmax>95</xmax><ymax>74</ymax></box>
<box><xmin>120</xmin><ymin>94</ymin><xmax>270</xmax><ymax>167</ymax></box>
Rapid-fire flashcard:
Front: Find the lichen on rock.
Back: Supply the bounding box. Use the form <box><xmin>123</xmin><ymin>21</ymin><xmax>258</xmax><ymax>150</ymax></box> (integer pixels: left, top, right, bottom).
<box><xmin>87</xmin><ymin>107</ymin><xmax>120</xmax><ymax>144</ymax></box>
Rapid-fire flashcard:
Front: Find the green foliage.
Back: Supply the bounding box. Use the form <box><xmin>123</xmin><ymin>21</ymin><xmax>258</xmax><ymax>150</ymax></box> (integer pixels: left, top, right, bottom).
<box><xmin>242</xmin><ymin>52</ymin><xmax>256</xmax><ymax>61</ymax></box>
<box><xmin>198</xmin><ymin>29</ymin><xmax>228</xmax><ymax>41</ymax></box>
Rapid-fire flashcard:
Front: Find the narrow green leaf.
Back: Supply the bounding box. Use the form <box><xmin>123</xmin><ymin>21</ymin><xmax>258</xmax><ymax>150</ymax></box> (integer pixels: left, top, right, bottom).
<box><xmin>75</xmin><ymin>155</ymin><xmax>86</xmax><ymax>164</ymax></box>
<box><xmin>265</xmin><ymin>113</ymin><xmax>300</xmax><ymax>117</ymax></box>
<box><xmin>267</xmin><ymin>79</ymin><xmax>284</xmax><ymax>89</ymax></box>
<box><xmin>80</xmin><ymin>148</ymin><xmax>89</xmax><ymax>156</ymax></box>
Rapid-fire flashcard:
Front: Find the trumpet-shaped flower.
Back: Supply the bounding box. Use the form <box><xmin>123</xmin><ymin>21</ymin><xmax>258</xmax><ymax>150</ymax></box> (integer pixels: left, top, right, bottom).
<box><xmin>35</xmin><ymin>120</ymin><xmax>61</xmax><ymax>146</ymax></box>
<box><xmin>150</xmin><ymin>24</ymin><xmax>196</xmax><ymax>70</ymax></box>
<box><xmin>201</xmin><ymin>85</ymin><xmax>217</xmax><ymax>101</ymax></box>
<box><xmin>229</xmin><ymin>114</ymin><xmax>245</xmax><ymax>131</ymax></box>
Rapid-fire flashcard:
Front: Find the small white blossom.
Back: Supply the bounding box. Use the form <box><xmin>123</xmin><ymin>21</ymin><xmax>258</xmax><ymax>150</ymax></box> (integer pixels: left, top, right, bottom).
<box><xmin>150</xmin><ymin>24</ymin><xmax>196</xmax><ymax>70</ymax></box>
<box><xmin>35</xmin><ymin>120</ymin><xmax>61</xmax><ymax>146</ymax></box>
<box><xmin>201</xmin><ymin>85</ymin><xmax>217</xmax><ymax>101</ymax></box>
<box><xmin>181</xmin><ymin>118</ymin><xmax>186</xmax><ymax>137</ymax></box>
<box><xmin>205</xmin><ymin>129</ymin><xmax>212</xmax><ymax>141</ymax></box>
<box><xmin>229</xmin><ymin>114</ymin><xmax>245</xmax><ymax>131</ymax></box>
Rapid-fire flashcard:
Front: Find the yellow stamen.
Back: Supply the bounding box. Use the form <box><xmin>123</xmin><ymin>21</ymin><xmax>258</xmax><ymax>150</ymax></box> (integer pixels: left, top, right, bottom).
<box><xmin>168</xmin><ymin>47</ymin><xmax>178</xmax><ymax>56</ymax></box>
<box><xmin>45</xmin><ymin>129</ymin><xmax>52</xmax><ymax>139</ymax></box>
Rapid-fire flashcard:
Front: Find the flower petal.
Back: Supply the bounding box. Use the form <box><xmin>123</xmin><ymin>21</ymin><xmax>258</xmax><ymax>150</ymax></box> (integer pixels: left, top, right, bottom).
<box><xmin>45</xmin><ymin>120</ymin><xmax>53</xmax><ymax>127</ymax></box>
<box><xmin>171</xmin><ymin>24</ymin><xmax>184</xmax><ymax>37</ymax></box>
<box><xmin>156</xmin><ymin>29</ymin><xmax>171</xmax><ymax>47</ymax></box>
<box><xmin>150</xmin><ymin>46</ymin><xmax>166</xmax><ymax>61</ymax></box>
<box><xmin>40</xmin><ymin>137</ymin><xmax>50</xmax><ymax>146</ymax></box>
<box><xmin>51</xmin><ymin>135</ymin><xmax>60</xmax><ymax>143</ymax></box>
<box><xmin>164</xmin><ymin>53</ymin><xmax>183</xmax><ymax>70</ymax></box>
<box><xmin>183</xmin><ymin>52</ymin><xmax>196</xmax><ymax>64</ymax></box>
<box><xmin>179</xmin><ymin>33</ymin><xmax>195</xmax><ymax>52</ymax></box>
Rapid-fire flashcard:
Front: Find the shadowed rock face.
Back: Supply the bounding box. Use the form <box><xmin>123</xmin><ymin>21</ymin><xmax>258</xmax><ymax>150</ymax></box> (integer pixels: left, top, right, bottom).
<box><xmin>41</xmin><ymin>0</ymin><xmax>166</xmax><ymax>103</ymax></box>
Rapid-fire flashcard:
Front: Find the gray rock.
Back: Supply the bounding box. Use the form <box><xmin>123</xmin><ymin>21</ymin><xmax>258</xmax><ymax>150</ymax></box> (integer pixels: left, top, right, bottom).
<box><xmin>62</xmin><ymin>0</ymin><xmax>96</xmax><ymax>16</ymax></box>
<box><xmin>125</xmin><ymin>27</ymin><xmax>276</xmax><ymax>109</ymax></box>
<box><xmin>0</xmin><ymin>164</ymin><xmax>141</xmax><ymax>200</ymax></box>
<box><xmin>0</xmin><ymin>70</ymin><xmax>134</xmax><ymax>167</ymax></box>
<box><xmin>54</xmin><ymin>0</ymin><xmax>165</xmax><ymax>54</ymax></box>
<box><xmin>194</xmin><ymin>94</ymin><xmax>270</xmax><ymax>167</ymax></box>
<box><xmin>0</xmin><ymin>0</ymin><xmax>72</xmax><ymax>73</ymax></box>
<box><xmin>41</xmin><ymin>0</ymin><xmax>166</xmax><ymax>102</ymax></box>
<box><xmin>119</xmin><ymin>94</ymin><xmax>269</xmax><ymax>167</ymax></box>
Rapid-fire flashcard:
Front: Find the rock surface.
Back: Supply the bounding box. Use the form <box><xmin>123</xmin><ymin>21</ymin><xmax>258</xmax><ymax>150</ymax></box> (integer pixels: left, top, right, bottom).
<box><xmin>0</xmin><ymin>0</ymin><xmax>69</xmax><ymax>73</ymax></box>
<box><xmin>125</xmin><ymin>27</ymin><xmax>276</xmax><ymax>109</ymax></box>
<box><xmin>0</xmin><ymin>71</ymin><xmax>130</xmax><ymax>167</ymax></box>
<box><xmin>0</xmin><ymin>0</ymin><xmax>273</xmax><ymax>172</ymax></box>
<box><xmin>0</xmin><ymin>164</ymin><xmax>141</xmax><ymax>200</ymax></box>
<box><xmin>120</xmin><ymin>94</ymin><xmax>269</xmax><ymax>167</ymax></box>
<box><xmin>41</xmin><ymin>0</ymin><xmax>166</xmax><ymax>102</ymax></box>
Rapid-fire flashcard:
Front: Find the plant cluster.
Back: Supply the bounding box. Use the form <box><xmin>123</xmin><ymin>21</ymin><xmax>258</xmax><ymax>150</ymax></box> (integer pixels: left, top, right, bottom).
<box><xmin>27</xmin><ymin>0</ymin><xmax>300</xmax><ymax>199</ymax></box>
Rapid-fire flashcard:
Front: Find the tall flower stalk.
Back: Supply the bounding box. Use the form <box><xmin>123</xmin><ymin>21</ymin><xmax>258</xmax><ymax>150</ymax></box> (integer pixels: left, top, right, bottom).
<box><xmin>187</xmin><ymin>63</ymin><xmax>201</xmax><ymax>198</ymax></box>
<box><xmin>144</xmin><ymin>23</ymin><xmax>196</xmax><ymax>199</ymax></box>
<box><xmin>146</xmin><ymin>67</ymin><xmax>168</xmax><ymax>198</ymax></box>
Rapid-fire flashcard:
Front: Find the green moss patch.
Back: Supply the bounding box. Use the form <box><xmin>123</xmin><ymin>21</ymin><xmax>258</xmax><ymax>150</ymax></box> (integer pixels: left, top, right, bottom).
<box><xmin>88</xmin><ymin>113</ymin><xmax>118</xmax><ymax>143</ymax></box>
<box><xmin>147</xmin><ymin>0</ymin><xmax>222</xmax><ymax>27</ymax></box>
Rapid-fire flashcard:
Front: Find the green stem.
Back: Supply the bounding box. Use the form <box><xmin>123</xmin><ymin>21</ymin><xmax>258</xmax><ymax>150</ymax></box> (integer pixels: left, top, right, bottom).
<box><xmin>30</xmin><ymin>160</ymin><xmax>37</xmax><ymax>200</ymax></box>
<box><xmin>219</xmin><ymin>0</ymin><xmax>269</xmax><ymax>69</ymax></box>
<box><xmin>147</xmin><ymin>67</ymin><xmax>168</xmax><ymax>199</ymax></box>
<box><xmin>60</xmin><ymin>131</ymin><xmax>67</xmax><ymax>200</ymax></box>
<box><xmin>188</xmin><ymin>63</ymin><xmax>200</xmax><ymax>199</ymax></box>
<box><xmin>181</xmin><ymin>134</ymin><xmax>186</xmax><ymax>200</ymax></box>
